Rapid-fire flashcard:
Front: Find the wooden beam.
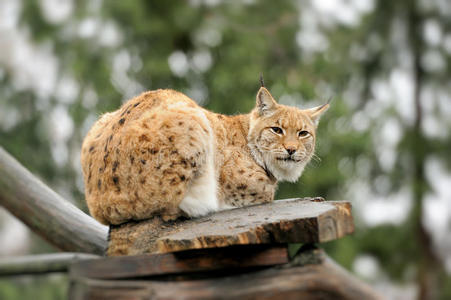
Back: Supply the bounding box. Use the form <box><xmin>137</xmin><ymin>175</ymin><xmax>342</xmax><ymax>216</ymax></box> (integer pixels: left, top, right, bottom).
<box><xmin>0</xmin><ymin>147</ymin><xmax>108</xmax><ymax>255</ymax></box>
<box><xmin>0</xmin><ymin>253</ymin><xmax>100</xmax><ymax>276</ymax></box>
<box><xmin>69</xmin><ymin>247</ymin><xmax>382</xmax><ymax>300</ymax></box>
<box><xmin>108</xmin><ymin>198</ymin><xmax>354</xmax><ymax>256</ymax></box>
<box><xmin>71</xmin><ymin>244</ymin><xmax>288</xmax><ymax>280</ymax></box>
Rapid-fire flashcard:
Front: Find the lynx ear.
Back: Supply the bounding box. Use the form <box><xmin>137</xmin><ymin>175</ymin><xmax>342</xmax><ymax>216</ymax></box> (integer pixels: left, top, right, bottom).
<box><xmin>306</xmin><ymin>102</ymin><xmax>329</xmax><ymax>126</ymax></box>
<box><xmin>256</xmin><ymin>87</ymin><xmax>277</xmax><ymax>116</ymax></box>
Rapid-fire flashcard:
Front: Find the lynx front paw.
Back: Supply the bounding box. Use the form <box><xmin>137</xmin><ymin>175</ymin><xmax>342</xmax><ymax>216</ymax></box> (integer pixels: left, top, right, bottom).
<box><xmin>179</xmin><ymin>196</ymin><xmax>219</xmax><ymax>217</ymax></box>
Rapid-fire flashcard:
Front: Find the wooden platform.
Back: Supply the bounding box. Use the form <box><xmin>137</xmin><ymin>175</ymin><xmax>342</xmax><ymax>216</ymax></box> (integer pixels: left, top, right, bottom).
<box><xmin>69</xmin><ymin>245</ymin><xmax>382</xmax><ymax>300</ymax></box>
<box><xmin>108</xmin><ymin>198</ymin><xmax>353</xmax><ymax>256</ymax></box>
<box><xmin>67</xmin><ymin>199</ymin><xmax>381</xmax><ymax>299</ymax></box>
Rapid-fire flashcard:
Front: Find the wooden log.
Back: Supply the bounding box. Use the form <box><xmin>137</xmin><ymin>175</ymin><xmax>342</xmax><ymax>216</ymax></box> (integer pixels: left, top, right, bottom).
<box><xmin>69</xmin><ymin>247</ymin><xmax>382</xmax><ymax>300</ymax></box>
<box><xmin>0</xmin><ymin>253</ymin><xmax>100</xmax><ymax>276</ymax></box>
<box><xmin>0</xmin><ymin>147</ymin><xmax>108</xmax><ymax>255</ymax></box>
<box><xmin>70</xmin><ymin>244</ymin><xmax>289</xmax><ymax>280</ymax></box>
<box><xmin>108</xmin><ymin>198</ymin><xmax>354</xmax><ymax>256</ymax></box>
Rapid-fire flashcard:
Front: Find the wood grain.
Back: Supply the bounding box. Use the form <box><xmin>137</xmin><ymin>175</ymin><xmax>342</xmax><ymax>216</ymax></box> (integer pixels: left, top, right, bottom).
<box><xmin>108</xmin><ymin>198</ymin><xmax>354</xmax><ymax>256</ymax></box>
<box><xmin>71</xmin><ymin>244</ymin><xmax>288</xmax><ymax>280</ymax></box>
<box><xmin>0</xmin><ymin>147</ymin><xmax>108</xmax><ymax>255</ymax></box>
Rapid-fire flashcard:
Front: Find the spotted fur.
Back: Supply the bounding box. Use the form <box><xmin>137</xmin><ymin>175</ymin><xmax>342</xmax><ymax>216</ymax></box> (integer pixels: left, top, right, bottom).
<box><xmin>81</xmin><ymin>88</ymin><xmax>328</xmax><ymax>225</ymax></box>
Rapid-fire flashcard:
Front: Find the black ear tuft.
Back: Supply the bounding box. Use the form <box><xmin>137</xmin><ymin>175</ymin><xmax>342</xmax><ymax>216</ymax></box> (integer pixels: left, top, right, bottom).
<box><xmin>259</xmin><ymin>73</ymin><xmax>265</xmax><ymax>88</ymax></box>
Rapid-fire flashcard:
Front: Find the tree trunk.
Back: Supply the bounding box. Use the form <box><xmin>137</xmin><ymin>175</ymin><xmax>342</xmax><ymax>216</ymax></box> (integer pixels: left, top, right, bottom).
<box><xmin>407</xmin><ymin>2</ymin><xmax>443</xmax><ymax>299</ymax></box>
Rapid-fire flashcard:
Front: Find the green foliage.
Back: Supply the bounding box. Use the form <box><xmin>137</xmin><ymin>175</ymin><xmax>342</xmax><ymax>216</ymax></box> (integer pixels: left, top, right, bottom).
<box><xmin>0</xmin><ymin>274</ymin><xmax>67</xmax><ymax>300</ymax></box>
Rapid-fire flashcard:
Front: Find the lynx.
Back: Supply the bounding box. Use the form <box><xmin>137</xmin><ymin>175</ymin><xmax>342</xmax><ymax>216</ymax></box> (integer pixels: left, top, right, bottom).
<box><xmin>81</xmin><ymin>83</ymin><xmax>329</xmax><ymax>225</ymax></box>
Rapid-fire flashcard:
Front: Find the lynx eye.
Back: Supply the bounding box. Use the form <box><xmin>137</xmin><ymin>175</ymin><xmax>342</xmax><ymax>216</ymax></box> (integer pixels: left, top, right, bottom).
<box><xmin>270</xmin><ymin>127</ymin><xmax>283</xmax><ymax>135</ymax></box>
<box><xmin>298</xmin><ymin>130</ymin><xmax>310</xmax><ymax>138</ymax></box>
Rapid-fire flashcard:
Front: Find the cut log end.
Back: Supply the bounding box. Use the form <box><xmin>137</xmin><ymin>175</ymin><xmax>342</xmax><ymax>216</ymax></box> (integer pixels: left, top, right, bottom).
<box><xmin>107</xmin><ymin>198</ymin><xmax>354</xmax><ymax>256</ymax></box>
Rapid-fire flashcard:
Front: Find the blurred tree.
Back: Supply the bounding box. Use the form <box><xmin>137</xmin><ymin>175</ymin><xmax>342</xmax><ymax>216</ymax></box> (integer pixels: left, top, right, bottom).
<box><xmin>313</xmin><ymin>0</ymin><xmax>451</xmax><ymax>299</ymax></box>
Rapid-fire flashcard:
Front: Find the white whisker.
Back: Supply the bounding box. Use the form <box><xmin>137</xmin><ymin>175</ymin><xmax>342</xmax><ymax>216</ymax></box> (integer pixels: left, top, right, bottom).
<box><xmin>311</xmin><ymin>153</ymin><xmax>322</xmax><ymax>163</ymax></box>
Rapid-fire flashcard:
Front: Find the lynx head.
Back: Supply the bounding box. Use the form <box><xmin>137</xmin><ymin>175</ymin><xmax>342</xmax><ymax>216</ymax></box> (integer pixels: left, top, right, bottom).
<box><xmin>248</xmin><ymin>86</ymin><xmax>329</xmax><ymax>182</ymax></box>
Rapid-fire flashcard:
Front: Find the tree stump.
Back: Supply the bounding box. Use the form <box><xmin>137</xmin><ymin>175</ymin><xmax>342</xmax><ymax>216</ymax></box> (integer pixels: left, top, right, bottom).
<box><xmin>107</xmin><ymin>198</ymin><xmax>354</xmax><ymax>256</ymax></box>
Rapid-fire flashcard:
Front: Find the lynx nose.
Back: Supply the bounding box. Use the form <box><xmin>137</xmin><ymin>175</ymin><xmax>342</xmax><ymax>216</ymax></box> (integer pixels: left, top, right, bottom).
<box><xmin>286</xmin><ymin>147</ymin><xmax>296</xmax><ymax>156</ymax></box>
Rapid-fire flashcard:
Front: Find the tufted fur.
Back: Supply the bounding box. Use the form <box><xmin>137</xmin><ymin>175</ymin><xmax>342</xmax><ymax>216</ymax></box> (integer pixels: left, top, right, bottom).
<box><xmin>81</xmin><ymin>87</ymin><xmax>328</xmax><ymax>225</ymax></box>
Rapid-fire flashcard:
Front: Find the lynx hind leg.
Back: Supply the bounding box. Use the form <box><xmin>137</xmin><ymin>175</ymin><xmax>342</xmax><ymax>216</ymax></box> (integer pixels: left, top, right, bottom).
<box><xmin>102</xmin><ymin>108</ymin><xmax>218</xmax><ymax>224</ymax></box>
<box><xmin>141</xmin><ymin>108</ymin><xmax>219</xmax><ymax>219</ymax></box>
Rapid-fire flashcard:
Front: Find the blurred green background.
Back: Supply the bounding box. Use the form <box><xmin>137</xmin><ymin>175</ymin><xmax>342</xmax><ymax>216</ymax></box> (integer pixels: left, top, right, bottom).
<box><xmin>0</xmin><ymin>0</ymin><xmax>450</xmax><ymax>299</ymax></box>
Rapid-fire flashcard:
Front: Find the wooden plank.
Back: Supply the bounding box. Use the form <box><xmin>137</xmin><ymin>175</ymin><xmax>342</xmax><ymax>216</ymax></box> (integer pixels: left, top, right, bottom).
<box><xmin>71</xmin><ymin>244</ymin><xmax>288</xmax><ymax>280</ymax></box>
<box><xmin>69</xmin><ymin>249</ymin><xmax>382</xmax><ymax>300</ymax></box>
<box><xmin>0</xmin><ymin>253</ymin><xmax>100</xmax><ymax>276</ymax></box>
<box><xmin>0</xmin><ymin>147</ymin><xmax>108</xmax><ymax>255</ymax></box>
<box><xmin>108</xmin><ymin>198</ymin><xmax>354</xmax><ymax>256</ymax></box>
